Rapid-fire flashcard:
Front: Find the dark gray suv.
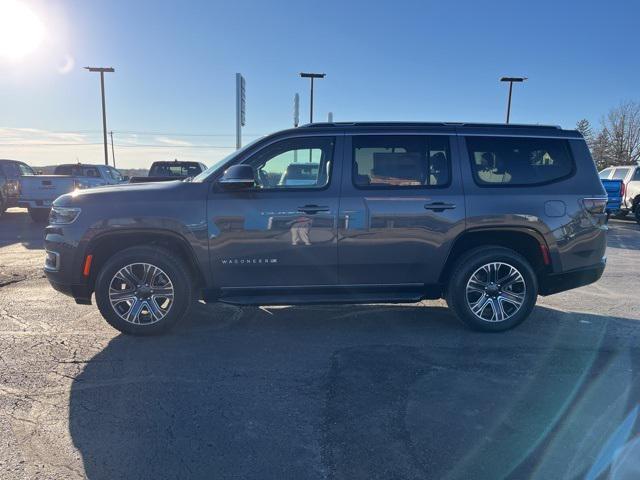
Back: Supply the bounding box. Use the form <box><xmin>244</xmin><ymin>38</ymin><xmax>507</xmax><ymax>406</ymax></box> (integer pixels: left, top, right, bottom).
<box><xmin>43</xmin><ymin>122</ymin><xmax>607</xmax><ymax>335</ymax></box>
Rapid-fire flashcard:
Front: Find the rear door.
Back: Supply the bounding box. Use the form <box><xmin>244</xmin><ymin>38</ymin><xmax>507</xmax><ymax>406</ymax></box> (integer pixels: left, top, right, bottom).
<box><xmin>208</xmin><ymin>134</ymin><xmax>343</xmax><ymax>288</ymax></box>
<box><xmin>337</xmin><ymin>131</ymin><xmax>466</xmax><ymax>286</ymax></box>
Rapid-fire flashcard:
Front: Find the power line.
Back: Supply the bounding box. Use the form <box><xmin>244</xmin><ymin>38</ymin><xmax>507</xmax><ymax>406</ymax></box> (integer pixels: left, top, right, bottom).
<box><xmin>0</xmin><ymin>142</ymin><xmax>235</xmax><ymax>148</ymax></box>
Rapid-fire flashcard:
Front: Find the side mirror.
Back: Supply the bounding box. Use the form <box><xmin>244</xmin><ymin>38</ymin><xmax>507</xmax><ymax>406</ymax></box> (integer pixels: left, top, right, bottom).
<box><xmin>219</xmin><ymin>165</ymin><xmax>255</xmax><ymax>189</ymax></box>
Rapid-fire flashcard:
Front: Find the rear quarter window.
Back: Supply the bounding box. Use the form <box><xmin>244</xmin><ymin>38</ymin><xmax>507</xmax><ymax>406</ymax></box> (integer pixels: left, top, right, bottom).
<box><xmin>466</xmin><ymin>136</ymin><xmax>574</xmax><ymax>186</ymax></box>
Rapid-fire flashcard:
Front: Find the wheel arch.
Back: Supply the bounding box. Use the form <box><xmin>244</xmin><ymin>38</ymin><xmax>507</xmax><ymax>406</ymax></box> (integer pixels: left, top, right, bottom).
<box><xmin>439</xmin><ymin>227</ymin><xmax>551</xmax><ymax>286</ymax></box>
<box><xmin>85</xmin><ymin>229</ymin><xmax>206</xmax><ymax>292</ymax></box>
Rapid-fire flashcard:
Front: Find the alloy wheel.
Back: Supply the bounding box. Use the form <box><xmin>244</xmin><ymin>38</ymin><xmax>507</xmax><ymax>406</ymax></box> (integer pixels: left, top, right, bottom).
<box><xmin>108</xmin><ymin>262</ymin><xmax>174</xmax><ymax>325</ymax></box>
<box><xmin>465</xmin><ymin>262</ymin><xmax>526</xmax><ymax>323</ymax></box>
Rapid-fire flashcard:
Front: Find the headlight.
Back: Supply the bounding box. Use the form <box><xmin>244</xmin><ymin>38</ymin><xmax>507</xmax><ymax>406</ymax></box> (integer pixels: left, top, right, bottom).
<box><xmin>49</xmin><ymin>206</ymin><xmax>81</xmax><ymax>225</ymax></box>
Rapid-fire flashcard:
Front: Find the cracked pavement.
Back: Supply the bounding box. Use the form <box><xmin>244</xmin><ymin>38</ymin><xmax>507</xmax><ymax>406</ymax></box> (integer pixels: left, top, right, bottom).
<box><xmin>2</xmin><ymin>207</ymin><xmax>640</xmax><ymax>479</ymax></box>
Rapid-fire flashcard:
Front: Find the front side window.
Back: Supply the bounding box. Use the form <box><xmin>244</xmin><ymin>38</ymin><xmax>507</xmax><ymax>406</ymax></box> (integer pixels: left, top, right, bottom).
<box><xmin>247</xmin><ymin>137</ymin><xmax>334</xmax><ymax>190</ymax></box>
<box><xmin>352</xmin><ymin>135</ymin><xmax>451</xmax><ymax>188</ymax></box>
<box><xmin>467</xmin><ymin>136</ymin><xmax>574</xmax><ymax>186</ymax></box>
<box><xmin>633</xmin><ymin>168</ymin><xmax>640</xmax><ymax>181</ymax></box>
<box><xmin>612</xmin><ymin>168</ymin><xmax>630</xmax><ymax>180</ymax></box>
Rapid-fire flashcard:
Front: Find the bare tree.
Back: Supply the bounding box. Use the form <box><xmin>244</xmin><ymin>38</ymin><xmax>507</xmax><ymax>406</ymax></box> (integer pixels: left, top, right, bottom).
<box><xmin>601</xmin><ymin>101</ymin><xmax>640</xmax><ymax>166</ymax></box>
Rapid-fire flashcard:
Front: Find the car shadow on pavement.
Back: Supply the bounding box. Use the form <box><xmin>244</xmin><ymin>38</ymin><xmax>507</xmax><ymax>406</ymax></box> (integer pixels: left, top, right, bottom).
<box><xmin>0</xmin><ymin>209</ymin><xmax>45</xmax><ymax>249</ymax></box>
<box><xmin>68</xmin><ymin>303</ymin><xmax>640</xmax><ymax>480</ymax></box>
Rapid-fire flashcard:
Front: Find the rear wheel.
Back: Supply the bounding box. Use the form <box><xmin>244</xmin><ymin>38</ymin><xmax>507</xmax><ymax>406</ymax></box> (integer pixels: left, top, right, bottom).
<box><xmin>28</xmin><ymin>208</ymin><xmax>50</xmax><ymax>223</ymax></box>
<box><xmin>0</xmin><ymin>196</ymin><xmax>6</xmax><ymax>217</ymax></box>
<box><xmin>445</xmin><ymin>246</ymin><xmax>538</xmax><ymax>332</ymax></box>
<box><xmin>95</xmin><ymin>246</ymin><xmax>194</xmax><ymax>335</ymax></box>
<box><xmin>635</xmin><ymin>207</ymin><xmax>640</xmax><ymax>225</ymax></box>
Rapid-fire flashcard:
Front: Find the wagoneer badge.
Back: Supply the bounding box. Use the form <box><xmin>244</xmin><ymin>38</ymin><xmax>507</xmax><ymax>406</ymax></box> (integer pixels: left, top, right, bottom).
<box><xmin>221</xmin><ymin>258</ymin><xmax>278</xmax><ymax>265</ymax></box>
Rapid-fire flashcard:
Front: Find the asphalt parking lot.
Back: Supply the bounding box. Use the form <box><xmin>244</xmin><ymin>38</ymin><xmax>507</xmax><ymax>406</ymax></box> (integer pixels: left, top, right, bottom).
<box><xmin>1</xmin><ymin>208</ymin><xmax>640</xmax><ymax>480</ymax></box>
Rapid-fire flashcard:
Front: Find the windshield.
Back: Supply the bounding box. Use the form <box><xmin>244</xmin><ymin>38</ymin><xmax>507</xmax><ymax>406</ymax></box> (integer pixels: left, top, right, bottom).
<box><xmin>192</xmin><ymin>137</ymin><xmax>263</xmax><ymax>182</ymax></box>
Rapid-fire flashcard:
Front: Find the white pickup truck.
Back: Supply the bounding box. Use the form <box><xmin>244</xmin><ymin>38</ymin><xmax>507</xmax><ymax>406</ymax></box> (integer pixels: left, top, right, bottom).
<box><xmin>598</xmin><ymin>164</ymin><xmax>640</xmax><ymax>223</ymax></box>
<box><xmin>19</xmin><ymin>164</ymin><xmax>127</xmax><ymax>222</ymax></box>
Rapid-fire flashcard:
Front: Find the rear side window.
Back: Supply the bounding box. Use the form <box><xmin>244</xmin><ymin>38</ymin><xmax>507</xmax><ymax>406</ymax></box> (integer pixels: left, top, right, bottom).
<box><xmin>633</xmin><ymin>168</ymin><xmax>640</xmax><ymax>181</ymax></box>
<box><xmin>467</xmin><ymin>136</ymin><xmax>574</xmax><ymax>186</ymax></box>
<box><xmin>599</xmin><ymin>168</ymin><xmax>612</xmax><ymax>179</ymax></box>
<box><xmin>353</xmin><ymin>135</ymin><xmax>451</xmax><ymax>188</ymax></box>
<box><xmin>18</xmin><ymin>163</ymin><xmax>35</xmax><ymax>175</ymax></box>
<box><xmin>612</xmin><ymin>168</ymin><xmax>630</xmax><ymax>180</ymax></box>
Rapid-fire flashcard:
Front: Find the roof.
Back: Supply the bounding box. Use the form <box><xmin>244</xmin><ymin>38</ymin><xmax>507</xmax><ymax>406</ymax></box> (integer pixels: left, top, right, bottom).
<box><xmin>292</xmin><ymin>121</ymin><xmax>581</xmax><ymax>139</ymax></box>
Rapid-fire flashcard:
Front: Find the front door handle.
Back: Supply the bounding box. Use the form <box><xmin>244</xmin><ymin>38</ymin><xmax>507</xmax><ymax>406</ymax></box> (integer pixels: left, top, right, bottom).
<box><xmin>298</xmin><ymin>204</ymin><xmax>330</xmax><ymax>214</ymax></box>
<box><xmin>424</xmin><ymin>202</ymin><xmax>456</xmax><ymax>212</ymax></box>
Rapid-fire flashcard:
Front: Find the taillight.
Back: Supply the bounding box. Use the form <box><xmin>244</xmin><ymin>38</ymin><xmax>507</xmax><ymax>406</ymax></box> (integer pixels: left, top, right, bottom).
<box><xmin>620</xmin><ymin>182</ymin><xmax>626</xmax><ymax>198</ymax></box>
<box><xmin>582</xmin><ymin>198</ymin><xmax>607</xmax><ymax>215</ymax></box>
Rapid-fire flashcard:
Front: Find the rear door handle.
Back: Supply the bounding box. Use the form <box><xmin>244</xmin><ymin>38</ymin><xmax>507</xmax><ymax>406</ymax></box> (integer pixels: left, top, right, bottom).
<box><xmin>424</xmin><ymin>202</ymin><xmax>456</xmax><ymax>212</ymax></box>
<box><xmin>297</xmin><ymin>204</ymin><xmax>330</xmax><ymax>214</ymax></box>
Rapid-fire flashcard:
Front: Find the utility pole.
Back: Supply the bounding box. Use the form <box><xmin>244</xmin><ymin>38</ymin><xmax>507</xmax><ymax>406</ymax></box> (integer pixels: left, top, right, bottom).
<box><xmin>299</xmin><ymin>72</ymin><xmax>325</xmax><ymax>123</ymax></box>
<box><xmin>236</xmin><ymin>73</ymin><xmax>246</xmax><ymax>150</ymax></box>
<box><xmin>500</xmin><ymin>76</ymin><xmax>527</xmax><ymax>124</ymax></box>
<box><xmin>109</xmin><ymin>131</ymin><xmax>116</xmax><ymax>168</ymax></box>
<box><xmin>84</xmin><ymin>67</ymin><xmax>115</xmax><ymax>165</ymax></box>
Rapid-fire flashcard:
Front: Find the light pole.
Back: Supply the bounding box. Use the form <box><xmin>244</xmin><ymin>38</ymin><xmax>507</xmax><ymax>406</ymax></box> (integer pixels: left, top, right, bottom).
<box><xmin>299</xmin><ymin>72</ymin><xmax>325</xmax><ymax>123</ymax></box>
<box><xmin>85</xmin><ymin>67</ymin><xmax>115</xmax><ymax>165</ymax></box>
<box><xmin>500</xmin><ymin>76</ymin><xmax>527</xmax><ymax>124</ymax></box>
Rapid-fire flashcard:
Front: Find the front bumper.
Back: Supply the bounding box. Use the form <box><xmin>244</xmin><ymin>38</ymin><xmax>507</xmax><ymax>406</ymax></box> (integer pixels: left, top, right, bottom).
<box><xmin>44</xmin><ymin>224</ymin><xmax>93</xmax><ymax>305</ymax></box>
<box><xmin>539</xmin><ymin>258</ymin><xmax>606</xmax><ymax>296</ymax></box>
<box><xmin>45</xmin><ymin>275</ymin><xmax>93</xmax><ymax>304</ymax></box>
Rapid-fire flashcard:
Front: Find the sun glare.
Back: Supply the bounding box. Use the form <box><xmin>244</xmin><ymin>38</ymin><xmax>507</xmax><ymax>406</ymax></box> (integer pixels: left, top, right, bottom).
<box><xmin>0</xmin><ymin>0</ymin><xmax>45</xmax><ymax>60</ymax></box>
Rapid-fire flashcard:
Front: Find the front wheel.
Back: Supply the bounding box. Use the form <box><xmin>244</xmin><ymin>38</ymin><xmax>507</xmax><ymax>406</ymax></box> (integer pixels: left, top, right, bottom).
<box><xmin>28</xmin><ymin>207</ymin><xmax>50</xmax><ymax>223</ymax></box>
<box><xmin>95</xmin><ymin>246</ymin><xmax>194</xmax><ymax>335</ymax></box>
<box><xmin>446</xmin><ymin>246</ymin><xmax>538</xmax><ymax>332</ymax></box>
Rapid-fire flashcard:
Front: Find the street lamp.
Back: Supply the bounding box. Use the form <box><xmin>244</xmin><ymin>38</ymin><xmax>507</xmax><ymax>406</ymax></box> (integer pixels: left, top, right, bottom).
<box><xmin>85</xmin><ymin>67</ymin><xmax>115</xmax><ymax>165</ymax></box>
<box><xmin>299</xmin><ymin>72</ymin><xmax>325</xmax><ymax>123</ymax></box>
<box><xmin>500</xmin><ymin>76</ymin><xmax>527</xmax><ymax>124</ymax></box>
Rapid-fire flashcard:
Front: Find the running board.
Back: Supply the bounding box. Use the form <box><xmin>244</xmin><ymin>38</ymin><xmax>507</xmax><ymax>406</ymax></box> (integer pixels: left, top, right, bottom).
<box><xmin>203</xmin><ymin>284</ymin><xmax>441</xmax><ymax>306</ymax></box>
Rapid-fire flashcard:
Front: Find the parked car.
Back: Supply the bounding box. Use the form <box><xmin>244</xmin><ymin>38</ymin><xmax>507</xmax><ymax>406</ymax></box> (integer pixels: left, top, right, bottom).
<box><xmin>0</xmin><ymin>159</ymin><xmax>36</xmax><ymax>216</ymax></box>
<box><xmin>599</xmin><ymin>176</ymin><xmax>624</xmax><ymax>216</ymax></box>
<box><xmin>128</xmin><ymin>160</ymin><xmax>207</xmax><ymax>183</ymax></box>
<box><xmin>598</xmin><ymin>164</ymin><xmax>640</xmax><ymax>222</ymax></box>
<box><xmin>43</xmin><ymin>122</ymin><xmax>607</xmax><ymax>335</ymax></box>
<box><xmin>19</xmin><ymin>163</ymin><xmax>126</xmax><ymax>222</ymax></box>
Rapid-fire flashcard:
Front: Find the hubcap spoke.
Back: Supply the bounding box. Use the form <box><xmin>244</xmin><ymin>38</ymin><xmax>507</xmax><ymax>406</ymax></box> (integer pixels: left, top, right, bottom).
<box><xmin>466</xmin><ymin>261</ymin><xmax>526</xmax><ymax>323</ymax></box>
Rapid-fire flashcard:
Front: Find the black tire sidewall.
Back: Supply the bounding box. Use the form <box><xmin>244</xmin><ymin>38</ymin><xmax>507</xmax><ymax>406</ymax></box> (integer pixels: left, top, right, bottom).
<box><xmin>95</xmin><ymin>246</ymin><xmax>193</xmax><ymax>335</ymax></box>
<box><xmin>447</xmin><ymin>247</ymin><xmax>538</xmax><ymax>332</ymax></box>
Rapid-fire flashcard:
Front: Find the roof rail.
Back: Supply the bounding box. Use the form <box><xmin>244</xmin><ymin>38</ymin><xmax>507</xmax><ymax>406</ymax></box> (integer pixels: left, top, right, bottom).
<box><xmin>298</xmin><ymin>121</ymin><xmax>562</xmax><ymax>130</ymax></box>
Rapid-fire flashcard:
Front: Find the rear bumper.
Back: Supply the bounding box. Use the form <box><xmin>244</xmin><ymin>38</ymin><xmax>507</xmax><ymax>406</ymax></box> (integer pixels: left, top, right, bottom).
<box><xmin>539</xmin><ymin>258</ymin><xmax>606</xmax><ymax>296</ymax></box>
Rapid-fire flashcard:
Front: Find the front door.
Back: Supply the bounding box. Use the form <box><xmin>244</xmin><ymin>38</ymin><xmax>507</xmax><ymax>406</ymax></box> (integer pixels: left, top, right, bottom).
<box><xmin>208</xmin><ymin>135</ymin><xmax>343</xmax><ymax>288</ymax></box>
<box><xmin>338</xmin><ymin>132</ymin><xmax>466</xmax><ymax>286</ymax></box>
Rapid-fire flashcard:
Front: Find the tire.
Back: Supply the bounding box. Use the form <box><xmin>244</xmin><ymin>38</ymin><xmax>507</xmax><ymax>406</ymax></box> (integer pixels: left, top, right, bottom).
<box><xmin>95</xmin><ymin>246</ymin><xmax>194</xmax><ymax>335</ymax></box>
<box><xmin>445</xmin><ymin>246</ymin><xmax>538</xmax><ymax>332</ymax></box>
<box><xmin>28</xmin><ymin>208</ymin><xmax>50</xmax><ymax>223</ymax></box>
<box><xmin>612</xmin><ymin>210</ymin><xmax>628</xmax><ymax>219</ymax></box>
<box><xmin>0</xmin><ymin>195</ymin><xmax>6</xmax><ymax>217</ymax></box>
<box><xmin>635</xmin><ymin>207</ymin><xmax>640</xmax><ymax>225</ymax></box>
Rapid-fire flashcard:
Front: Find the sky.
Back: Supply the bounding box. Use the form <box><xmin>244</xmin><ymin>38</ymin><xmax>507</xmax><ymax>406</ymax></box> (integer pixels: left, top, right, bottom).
<box><xmin>0</xmin><ymin>0</ymin><xmax>638</xmax><ymax>169</ymax></box>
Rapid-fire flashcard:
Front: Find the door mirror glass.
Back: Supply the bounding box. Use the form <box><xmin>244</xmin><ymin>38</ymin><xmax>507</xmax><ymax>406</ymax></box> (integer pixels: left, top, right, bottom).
<box><xmin>219</xmin><ymin>164</ymin><xmax>255</xmax><ymax>189</ymax></box>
